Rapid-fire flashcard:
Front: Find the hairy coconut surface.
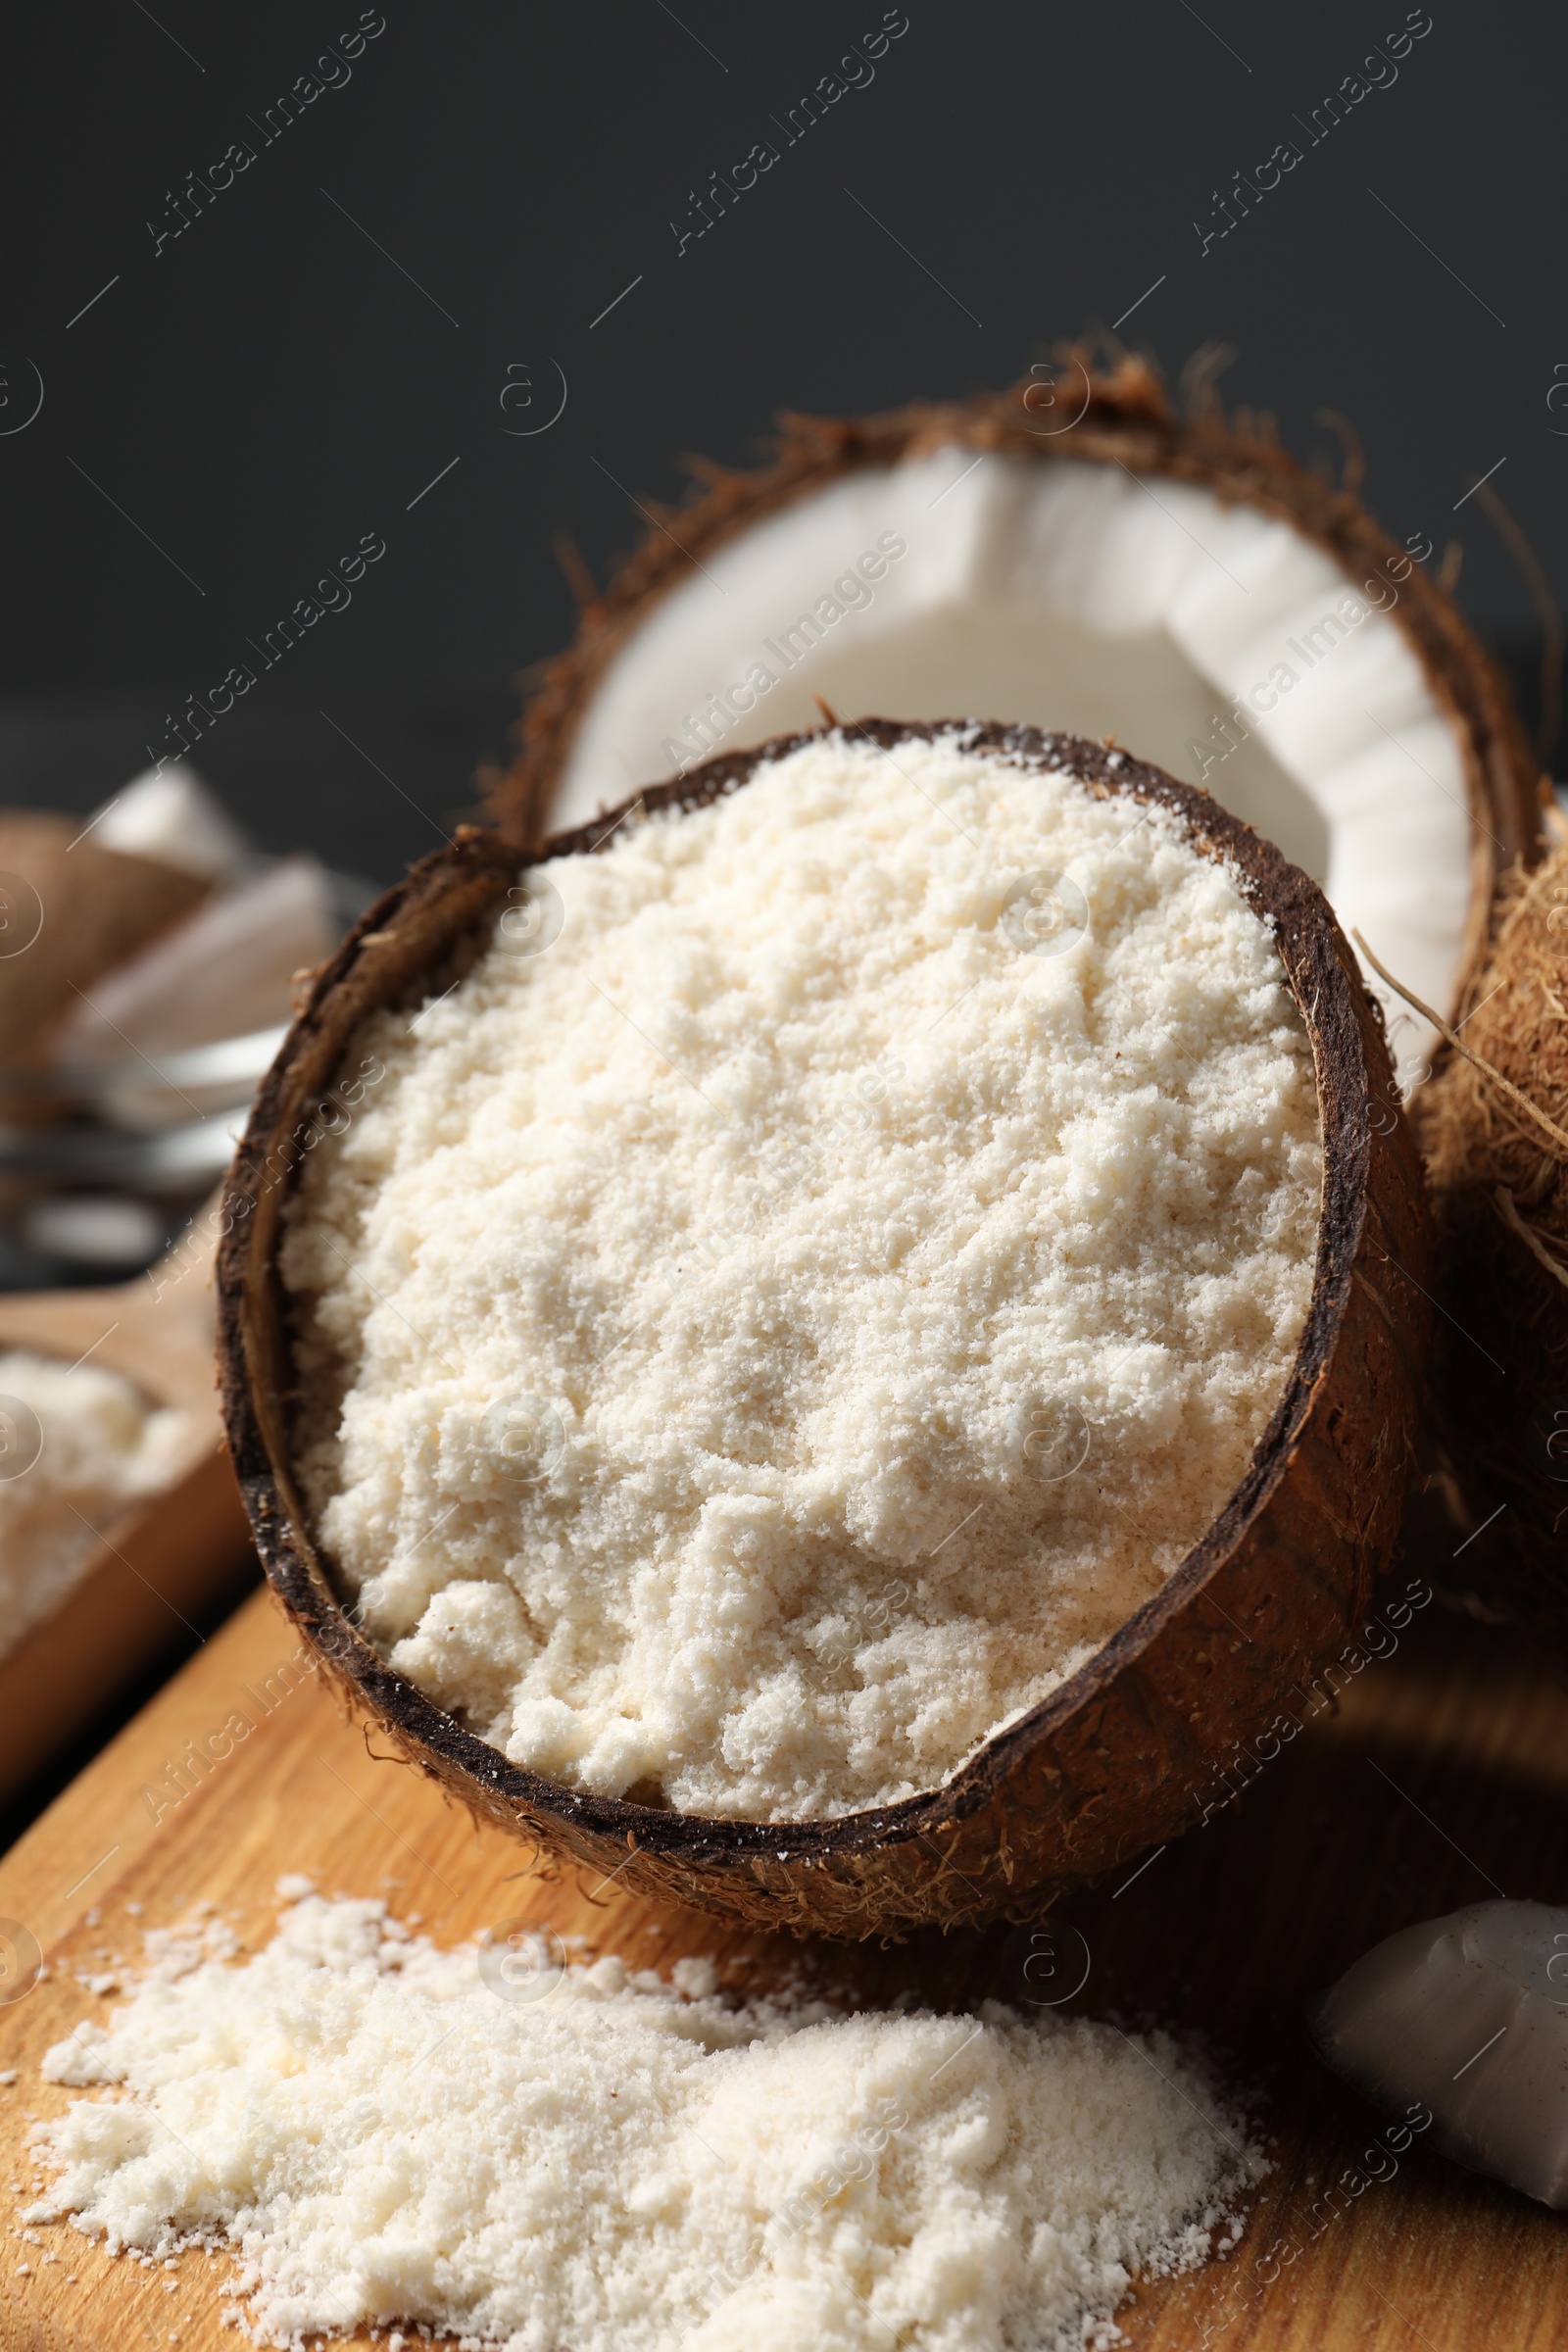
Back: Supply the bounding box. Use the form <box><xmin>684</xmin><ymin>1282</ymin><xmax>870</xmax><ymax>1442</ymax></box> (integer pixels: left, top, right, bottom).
<box><xmin>1418</xmin><ymin>844</ymin><xmax>1568</xmax><ymax>1630</ymax></box>
<box><xmin>489</xmin><ymin>357</ymin><xmax>1540</xmax><ymax>1077</ymax></box>
<box><xmin>220</xmin><ymin>724</ymin><xmax>1428</xmax><ymax>1937</ymax></box>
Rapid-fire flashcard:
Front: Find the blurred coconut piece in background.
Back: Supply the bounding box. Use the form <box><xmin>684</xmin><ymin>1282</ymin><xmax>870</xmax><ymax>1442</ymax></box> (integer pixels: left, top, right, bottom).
<box><xmin>20</xmin><ymin>1194</ymin><xmax>166</xmax><ymax>1271</ymax></box>
<box><xmin>54</xmin><ymin>855</ymin><xmax>338</xmax><ymax>1128</ymax></box>
<box><xmin>0</xmin><ymin>764</ymin><xmax>368</xmax><ymax>1284</ymax></box>
<box><xmin>0</xmin><ymin>777</ymin><xmax>218</xmax><ymax>1278</ymax></box>
<box><xmin>88</xmin><ymin>760</ymin><xmax>251</xmax><ymax>882</ymax></box>
<box><xmin>0</xmin><ymin>808</ymin><xmax>211</xmax><ymax>1078</ymax></box>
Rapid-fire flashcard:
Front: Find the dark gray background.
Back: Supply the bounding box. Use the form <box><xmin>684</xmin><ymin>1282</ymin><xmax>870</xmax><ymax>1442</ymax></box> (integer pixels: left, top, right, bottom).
<box><xmin>1</xmin><ymin>0</ymin><xmax>1560</xmax><ymax>886</ymax></box>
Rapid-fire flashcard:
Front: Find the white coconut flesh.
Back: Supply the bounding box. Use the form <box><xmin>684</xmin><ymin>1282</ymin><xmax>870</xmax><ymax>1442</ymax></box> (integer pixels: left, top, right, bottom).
<box><xmin>554</xmin><ymin>451</ymin><xmax>1472</xmax><ymax>1074</ymax></box>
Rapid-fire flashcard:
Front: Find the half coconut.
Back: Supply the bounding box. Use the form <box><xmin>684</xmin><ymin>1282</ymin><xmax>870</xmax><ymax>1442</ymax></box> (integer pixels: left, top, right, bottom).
<box><xmin>491</xmin><ymin>356</ymin><xmax>1542</xmax><ymax>1082</ymax></box>
<box><xmin>219</xmin><ymin>723</ymin><xmax>1429</xmax><ymax>1937</ymax></box>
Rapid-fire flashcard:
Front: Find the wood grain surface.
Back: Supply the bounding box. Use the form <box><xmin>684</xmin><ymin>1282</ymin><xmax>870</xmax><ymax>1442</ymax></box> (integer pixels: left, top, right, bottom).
<box><xmin>1</xmin><ymin>1568</ymin><xmax>1566</xmax><ymax>2351</ymax></box>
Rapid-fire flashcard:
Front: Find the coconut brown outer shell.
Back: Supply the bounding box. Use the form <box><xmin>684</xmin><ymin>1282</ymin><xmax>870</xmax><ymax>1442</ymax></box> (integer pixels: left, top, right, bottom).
<box><xmin>1422</xmin><ymin>845</ymin><xmax>1568</xmax><ymax>1626</ymax></box>
<box><xmin>489</xmin><ymin>356</ymin><xmax>1540</xmax><ymax>1022</ymax></box>
<box><xmin>219</xmin><ymin>723</ymin><xmax>1430</xmax><ymax>1937</ymax></box>
<box><xmin>0</xmin><ymin>814</ymin><xmax>211</xmax><ymax>1073</ymax></box>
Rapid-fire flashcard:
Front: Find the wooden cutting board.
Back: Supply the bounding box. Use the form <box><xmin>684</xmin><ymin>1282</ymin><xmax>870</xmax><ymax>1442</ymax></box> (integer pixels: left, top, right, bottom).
<box><xmin>1</xmin><ymin>1567</ymin><xmax>1566</xmax><ymax>2351</ymax></box>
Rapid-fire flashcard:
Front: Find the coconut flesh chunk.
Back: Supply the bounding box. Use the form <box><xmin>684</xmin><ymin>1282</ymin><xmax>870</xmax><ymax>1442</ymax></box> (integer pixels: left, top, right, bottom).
<box><xmin>1309</xmin><ymin>1901</ymin><xmax>1568</xmax><ymax>2208</ymax></box>
<box><xmin>555</xmin><ymin>453</ymin><xmax>1470</xmax><ymax>1075</ymax></box>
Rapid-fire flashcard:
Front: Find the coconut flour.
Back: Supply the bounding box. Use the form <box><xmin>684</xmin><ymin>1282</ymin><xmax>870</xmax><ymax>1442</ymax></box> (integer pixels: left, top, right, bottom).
<box><xmin>28</xmin><ymin>1889</ymin><xmax>1264</xmax><ymax>2350</ymax></box>
<box><xmin>0</xmin><ymin>1348</ymin><xmax>200</xmax><ymax>1665</ymax></box>
<box><xmin>282</xmin><ymin>730</ymin><xmax>1322</xmax><ymax>1818</ymax></box>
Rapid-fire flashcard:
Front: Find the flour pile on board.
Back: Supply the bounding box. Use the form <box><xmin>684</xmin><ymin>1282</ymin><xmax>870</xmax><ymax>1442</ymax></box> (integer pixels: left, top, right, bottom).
<box><xmin>28</xmin><ymin>1889</ymin><xmax>1264</xmax><ymax>2350</ymax></box>
<box><xmin>281</xmin><ymin>730</ymin><xmax>1322</xmax><ymax>1818</ymax></box>
<box><xmin>0</xmin><ymin>1348</ymin><xmax>201</xmax><ymax>1665</ymax></box>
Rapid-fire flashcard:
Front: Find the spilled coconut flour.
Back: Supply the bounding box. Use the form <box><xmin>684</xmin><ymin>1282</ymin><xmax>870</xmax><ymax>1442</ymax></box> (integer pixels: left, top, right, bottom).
<box><xmin>26</xmin><ymin>1888</ymin><xmax>1265</xmax><ymax>2351</ymax></box>
<box><xmin>0</xmin><ymin>1348</ymin><xmax>200</xmax><ymax>1666</ymax></box>
<box><xmin>281</xmin><ymin>729</ymin><xmax>1323</xmax><ymax>1819</ymax></box>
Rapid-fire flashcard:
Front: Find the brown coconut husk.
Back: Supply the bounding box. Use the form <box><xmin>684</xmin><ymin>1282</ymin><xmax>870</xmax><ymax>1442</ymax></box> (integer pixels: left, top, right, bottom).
<box><xmin>1411</xmin><ymin>844</ymin><xmax>1568</xmax><ymax>1626</ymax></box>
<box><xmin>0</xmin><ymin>813</ymin><xmax>213</xmax><ymax>1230</ymax></box>
<box><xmin>219</xmin><ymin>723</ymin><xmax>1429</xmax><ymax>1939</ymax></box>
<box><xmin>487</xmin><ymin>354</ymin><xmax>1541</xmax><ymax>1029</ymax></box>
<box><xmin>0</xmin><ymin>812</ymin><xmax>211</xmax><ymax>1077</ymax></box>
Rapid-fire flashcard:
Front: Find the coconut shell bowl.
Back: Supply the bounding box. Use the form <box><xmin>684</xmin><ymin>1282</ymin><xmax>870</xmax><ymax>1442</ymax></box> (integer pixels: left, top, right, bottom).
<box><xmin>217</xmin><ymin>722</ymin><xmax>1429</xmax><ymax>1939</ymax></box>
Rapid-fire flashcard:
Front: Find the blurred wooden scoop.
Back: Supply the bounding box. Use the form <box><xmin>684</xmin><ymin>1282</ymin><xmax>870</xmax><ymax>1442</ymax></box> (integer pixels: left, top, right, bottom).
<box><xmin>0</xmin><ymin>1209</ymin><xmax>253</xmax><ymax>1805</ymax></box>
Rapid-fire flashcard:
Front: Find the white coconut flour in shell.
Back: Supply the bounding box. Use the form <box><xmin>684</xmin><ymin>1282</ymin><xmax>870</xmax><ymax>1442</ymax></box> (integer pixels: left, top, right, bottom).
<box><xmin>281</xmin><ymin>730</ymin><xmax>1322</xmax><ymax>1819</ymax></box>
<box><xmin>27</xmin><ymin>1889</ymin><xmax>1266</xmax><ymax>2351</ymax></box>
